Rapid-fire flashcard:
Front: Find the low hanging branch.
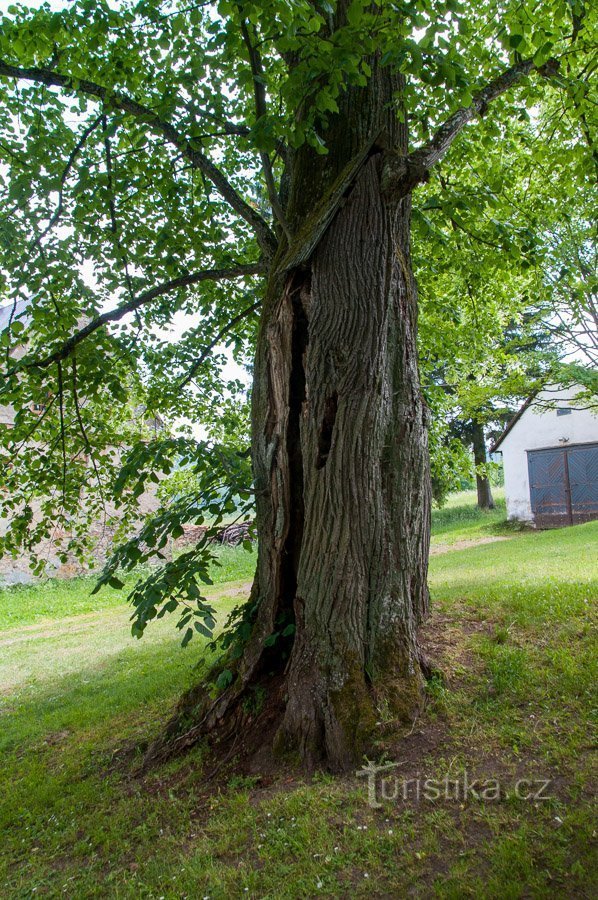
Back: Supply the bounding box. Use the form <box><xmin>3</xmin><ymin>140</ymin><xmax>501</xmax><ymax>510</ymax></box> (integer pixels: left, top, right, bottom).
<box><xmin>30</xmin><ymin>115</ymin><xmax>104</xmax><ymax>253</ymax></box>
<box><xmin>7</xmin><ymin>262</ymin><xmax>266</xmax><ymax>373</ymax></box>
<box><xmin>0</xmin><ymin>59</ymin><xmax>278</xmax><ymax>258</ymax></box>
<box><xmin>178</xmin><ymin>298</ymin><xmax>262</xmax><ymax>388</ymax></box>
<box><xmin>101</xmin><ymin>114</ymin><xmax>136</xmax><ymax>304</ymax></box>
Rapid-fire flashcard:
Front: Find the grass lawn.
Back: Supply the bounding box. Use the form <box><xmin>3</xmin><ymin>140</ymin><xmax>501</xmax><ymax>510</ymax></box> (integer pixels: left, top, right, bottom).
<box><xmin>0</xmin><ymin>494</ymin><xmax>596</xmax><ymax>898</ymax></box>
<box><xmin>430</xmin><ymin>488</ymin><xmax>508</xmax><ymax>545</ymax></box>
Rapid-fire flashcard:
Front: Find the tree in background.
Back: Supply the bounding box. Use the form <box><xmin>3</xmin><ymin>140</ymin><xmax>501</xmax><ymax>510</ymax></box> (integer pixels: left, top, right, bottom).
<box><xmin>0</xmin><ymin>0</ymin><xmax>595</xmax><ymax>769</ymax></box>
<box><xmin>414</xmin><ymin>103</ymin><xmax>597</xmax><ymax>508</ymax></box>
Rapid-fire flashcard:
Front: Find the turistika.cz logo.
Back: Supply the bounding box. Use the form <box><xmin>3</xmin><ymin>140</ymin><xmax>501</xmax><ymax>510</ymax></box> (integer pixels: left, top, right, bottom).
<box><xmin>356</xmin><ymin>761</ymin><xmax>553</xmax><ymax>808</ymax></box>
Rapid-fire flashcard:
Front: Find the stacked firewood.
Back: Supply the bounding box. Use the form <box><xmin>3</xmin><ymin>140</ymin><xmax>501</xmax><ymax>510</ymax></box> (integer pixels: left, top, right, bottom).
<box><xmin>213</xmin><ymin>521</ymin><xmax>254</xmax><ymax>545</ymax></box>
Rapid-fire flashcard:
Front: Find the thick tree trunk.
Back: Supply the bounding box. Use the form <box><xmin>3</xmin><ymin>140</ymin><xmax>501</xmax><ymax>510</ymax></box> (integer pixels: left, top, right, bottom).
<box><xmin>472</xmin><ymin>421</ymin><xmax>495</xmax><ymax>510</ymax></box>
<box><xmin>155</xmin><ymin>47</ymin><xmax>431</xmax><ymax>773</ymax></box>
<box><xmin>232</xmin><ymin>56</ymin><xmax>431</xmax><ymax>771</ymax></box>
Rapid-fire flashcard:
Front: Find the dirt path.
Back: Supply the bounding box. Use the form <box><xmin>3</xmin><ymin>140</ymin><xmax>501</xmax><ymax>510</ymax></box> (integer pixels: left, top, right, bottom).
<box><xmin>2</xmin><ymin>538</ymin><xmax>511</xmax><ymax>645</ymax></box>
<box><xmin>430</xmin><ymin>535</ymin><xmax>510</xmax><ymax>556</ymax></box>
<box><xmin>2</xmin><ymin>534</ymin><xmax>511</xmax><ymax>646</ymax></box>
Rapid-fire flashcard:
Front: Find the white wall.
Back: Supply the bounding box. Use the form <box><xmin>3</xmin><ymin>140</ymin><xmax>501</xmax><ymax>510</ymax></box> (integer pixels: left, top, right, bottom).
<box><xmin>499</xmin><ymin>385</ymin><xmax>598</xmax><ymax>521</ymax></box>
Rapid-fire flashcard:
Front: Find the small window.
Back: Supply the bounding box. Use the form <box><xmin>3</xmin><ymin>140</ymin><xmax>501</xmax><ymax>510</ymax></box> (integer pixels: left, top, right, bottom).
<box><xmin>556</xmin><ymin>407</ymin><xmax>571</xmax><ymax>416</ymax></box>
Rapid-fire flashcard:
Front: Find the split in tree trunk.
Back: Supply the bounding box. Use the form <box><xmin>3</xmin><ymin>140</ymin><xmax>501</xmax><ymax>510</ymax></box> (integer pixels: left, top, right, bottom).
<box><xmin>147</xmin><ymin>51</ymin><xmax>432</xmax><ymax>774</ymax></box>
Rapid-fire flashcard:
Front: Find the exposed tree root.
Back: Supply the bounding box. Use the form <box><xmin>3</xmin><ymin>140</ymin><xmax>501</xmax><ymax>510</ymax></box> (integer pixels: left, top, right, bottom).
<box><xmin>141</xmin><ymin>668</ymin><xmax>287</xmax><ymax>776</ymax></box>
<box><xmin>141</xmin><ymin>641</ymin><xmax>440</xmax><ymax>776</ymax></box>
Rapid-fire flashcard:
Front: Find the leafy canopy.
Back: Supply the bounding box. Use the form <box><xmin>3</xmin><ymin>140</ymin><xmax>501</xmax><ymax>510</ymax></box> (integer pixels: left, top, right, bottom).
<box><xmin>0</xmin><ymin>0</ymin><xmax>595</xmax><ymax>639</ymax></box>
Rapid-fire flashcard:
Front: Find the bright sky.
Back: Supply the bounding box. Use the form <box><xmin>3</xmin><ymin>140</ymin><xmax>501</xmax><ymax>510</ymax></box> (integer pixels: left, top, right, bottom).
<box><xmin>1</xmin><ymin>0</ymin><xmax>101</xmax><ymax>8</ymax></box>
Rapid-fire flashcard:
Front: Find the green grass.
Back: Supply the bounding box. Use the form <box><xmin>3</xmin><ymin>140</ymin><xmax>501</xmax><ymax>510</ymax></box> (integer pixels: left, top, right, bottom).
<box><xmin>0</xmin><ymin>489</ymin><xmax>504</xmax><ymax>630</ymax></box>
<box><xmin>430</xmin><ymin>519</ymin><xmax>596</xmax><ymax>617</ymax></box>
<box><xmin>0</xmin><ymin>495</ymin><xmax>596</xmax><ymax>898</ymax></box>
<box><xmin>0</xmin><ymin>543</ymin><xmax>256</xmax><ymax>630</ymax></box>
<box><xmin>431</xmin><ymin>488</ymin><xmax>508</xmax><ymax>545</ymax></box>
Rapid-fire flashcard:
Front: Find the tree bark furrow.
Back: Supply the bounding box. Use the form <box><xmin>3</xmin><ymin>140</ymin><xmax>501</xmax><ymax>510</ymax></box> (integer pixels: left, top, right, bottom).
<box><xmin>177</xmin><ymin>59</ymin><xmax>432</xmax><ymax>771</ymax></box>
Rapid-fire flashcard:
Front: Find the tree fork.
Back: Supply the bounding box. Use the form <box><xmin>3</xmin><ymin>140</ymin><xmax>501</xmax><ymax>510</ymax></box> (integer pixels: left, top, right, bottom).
<box><xmin>146</xmin><ymin>149</ymin><xmax>432</xmax><ymax>773</ymax></box>
<box><xmin>142</xmin><ymin>49</ymin><xmax>437</xmax><ymax>772</ymax></box>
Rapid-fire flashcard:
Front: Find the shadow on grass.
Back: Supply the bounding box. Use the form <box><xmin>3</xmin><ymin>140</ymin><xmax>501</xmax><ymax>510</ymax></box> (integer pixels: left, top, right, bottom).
<box><xmin>0</xmin><ymin>518</ymin><xmax>596</xmax><ymax>899</ymax></box>
<box><xmin>0</xmin><ymin>632</ymin><xmax>213</xmax><ymax>756</ymax></box>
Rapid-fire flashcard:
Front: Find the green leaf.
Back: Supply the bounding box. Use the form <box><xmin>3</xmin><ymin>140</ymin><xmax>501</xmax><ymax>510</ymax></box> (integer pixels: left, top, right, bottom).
<box><xmin>533</xmin><ymin>42</ymin><xmax>554</xmax><ymax>67</ymax></box>
<box><xmin>194</xmin><ymin>620</ymin><xmax>213</xmax><ymax>638</ymax></box>
<box><xmin>216</xmin><ymin>669</ymin><xmax>234</xmax><ymax>690</ymax></box>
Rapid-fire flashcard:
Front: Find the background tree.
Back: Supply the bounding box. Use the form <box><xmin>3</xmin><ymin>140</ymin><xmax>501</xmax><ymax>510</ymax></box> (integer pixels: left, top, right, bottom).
<box><xmin>414</xmin><ymin>106</ymin><xmax>597</xmax><ymax>507</ymax></box>
<box><xmin>0</xmin><ymin>0</ymin><xmax>595</xmax><ymax>769</ymax></box>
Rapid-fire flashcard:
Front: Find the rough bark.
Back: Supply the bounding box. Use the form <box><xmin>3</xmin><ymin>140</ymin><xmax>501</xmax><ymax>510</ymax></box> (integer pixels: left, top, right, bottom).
<box><xmin>472</xmin><ymin>421</ymin><xmax>495</xmax><ymax>510</ymax></box>
<box><xmin>152</xmin><ymin>44</ymin><xmax>431</xmax><ymax>774</ymax></box>
<box><xmin>274</xmin><ymin>156</ymin><xmax>430</xmax><ymax>768</ymax></box>
<box><xmin>230</xmin><ymin>71</ymin><xmax>423</xmax><ymax>767</ymax></box>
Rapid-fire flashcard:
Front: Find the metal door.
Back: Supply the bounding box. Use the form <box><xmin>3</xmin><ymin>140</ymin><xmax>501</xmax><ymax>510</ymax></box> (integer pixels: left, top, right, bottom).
<box><xmin>528</xmin><ymin>443</ymin><xmax>598</xmax><ymax>527</ymax></box>
<box><xmin>567</xmin><ymin>443</ymin><xmax>598</xmax><ymax>524</ymax></box>
<box><xmin>528</xmin><ymin>448</ymin><xmax>570</xmax><ymax>527</ymax></box>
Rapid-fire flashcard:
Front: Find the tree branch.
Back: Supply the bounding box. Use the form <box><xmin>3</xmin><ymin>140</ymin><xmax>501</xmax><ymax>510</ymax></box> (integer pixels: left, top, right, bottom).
<box><xmin>72</xmin><ymin>354</ymin><xmax>106</xmax><ymax>510</ymax></box>
<box><xmin>0</xmin><ymin>58</ymin><xmax>278</xmax><ymax>258</ymax></box>
<box><xmin>178</xmin><ymin>299</ymin><xmax>261</xmax><ymax>388</ymax></box>
<box><xmin>382</xmin><ymin>57</ymin><xmax>558</xmax><ymax>198</ymax></box>
<box><xmin>101</xmin><ymin>114</ymin><xmax>136</xmax><ymax>305</ymax></box>
<box><xmin>29</xmin><ymin>115</ymin><xmax>103</xmax><ymax>253</ymax></box>
<box><xmin>239</xmin><ymin>19</ymin><xmax>291</xmax><ymax>242</ymax></box>
<box><xmin>184</xmin><ymin>104</ymin><xmax>289</xmax><ymax>164</ymax></box>
<box><xmin>9</xmin><ymin>262</ymin><xmax>266</xmax><ymax>372</ymax></box>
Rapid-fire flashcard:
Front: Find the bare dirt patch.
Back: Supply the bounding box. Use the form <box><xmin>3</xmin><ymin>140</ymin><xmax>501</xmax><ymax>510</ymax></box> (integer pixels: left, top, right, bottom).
<box><xmin>430</xmin><ymin>535</ymin><xmax>509</xmax><ymax>555</ymax></box>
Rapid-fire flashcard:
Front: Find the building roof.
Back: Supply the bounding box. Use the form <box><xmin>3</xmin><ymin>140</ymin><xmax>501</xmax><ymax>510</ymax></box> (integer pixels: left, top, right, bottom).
<box><xmin>489</xmin><ymin>383</ymin><xmax>597</xmax><ymax>453</ymax></box>
<box><xmin>489</xmin><ymin>393</ymin><xmax>537</xmax><ymax>454</ymax></box>
<box><xmin>0</xmin><ymin>298</ymin><xmax>31</xmax><ymax>332</ymax></box>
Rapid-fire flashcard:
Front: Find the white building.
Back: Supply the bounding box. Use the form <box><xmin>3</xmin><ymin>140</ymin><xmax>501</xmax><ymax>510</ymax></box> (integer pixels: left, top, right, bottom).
<box><xmin>490</xmin><ymin>385</ymin><xmax>598</xmax><ymax>527</ymax></box>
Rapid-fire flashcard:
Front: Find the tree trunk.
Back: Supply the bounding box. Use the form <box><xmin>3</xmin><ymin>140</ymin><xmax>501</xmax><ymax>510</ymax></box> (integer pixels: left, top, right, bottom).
<box><xmin>234</xmin><ymin>53</ymin><xmax>430</xmax><ymax>771</ymax></box>
<box><xmin>157</xmin><ymin>47</ymin><xmax>431</xmax><ymax>773</ymax></box>
<box><xmin>472</xmin><ymin>421</ymin><xmax>495</xmax><ymax>510</ymax></box>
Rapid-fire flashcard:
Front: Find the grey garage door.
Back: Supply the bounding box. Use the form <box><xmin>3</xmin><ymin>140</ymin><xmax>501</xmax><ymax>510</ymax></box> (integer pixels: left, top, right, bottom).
<box><xmin>528</xmin><ymin>443</ymin><xmax>598</xmax><ymax>527</ymax></box>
